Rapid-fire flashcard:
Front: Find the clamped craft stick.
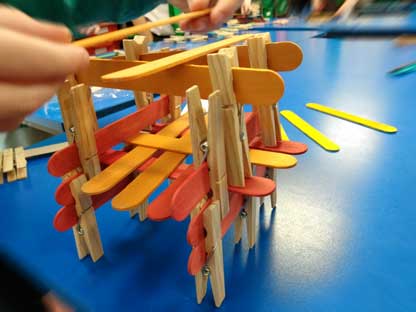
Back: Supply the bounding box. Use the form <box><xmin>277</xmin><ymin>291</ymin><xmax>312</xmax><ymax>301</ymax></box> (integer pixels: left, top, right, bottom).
<box><xmin>102</xmin><ymin>34</ymin><xmax>253</xmax><ymax>81</ymax></box>
<box><xmin>76</xmin><ymin>59</ymin><xmax>284</xmax><ymax>107</ymax></box>
<box><xmin>133</xmin><ymin>41</ymin><xmax>303</xmax><ymax>73</ymax></box>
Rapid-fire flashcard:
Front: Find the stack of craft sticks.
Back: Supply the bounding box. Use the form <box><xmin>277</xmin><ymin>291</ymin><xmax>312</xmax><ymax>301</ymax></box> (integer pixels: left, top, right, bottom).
<box><xmin>0</xmin><ymin>147</ymin><xmax>27</xmax><ymax>184</ymax></box>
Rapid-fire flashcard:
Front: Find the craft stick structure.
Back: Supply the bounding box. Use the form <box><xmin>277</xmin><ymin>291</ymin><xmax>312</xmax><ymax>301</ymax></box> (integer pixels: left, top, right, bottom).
<box><xmin>48</xmin><ymin>32</ymin><xmax>308</xmax><ymax>306</ymax></box>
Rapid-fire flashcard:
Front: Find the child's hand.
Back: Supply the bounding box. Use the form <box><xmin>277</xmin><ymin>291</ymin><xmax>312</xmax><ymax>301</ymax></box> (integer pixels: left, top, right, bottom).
<box><xmin>170</xmin><ymin>0</ymin><xmax>244</xmax><ymax>32</ymax></box>
<box><xmin>0</xmin><ymin>6</ymin><xmax>89</xmax><ymax>131</ymax></box>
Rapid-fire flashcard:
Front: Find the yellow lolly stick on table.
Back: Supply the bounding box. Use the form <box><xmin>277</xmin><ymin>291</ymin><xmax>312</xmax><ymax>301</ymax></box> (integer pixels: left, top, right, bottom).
<box><xmin>280</xmin><ymin>124</ymin><xmax>289</xmax><ymax>141</ymax></box>
<box><xmin>102</xmin><ymin>34</ymin><xmax>253</xmax><ymax>82</ymax></box>
<box><xmin>306</xmin><ymin>103</ymin><xmax>398</xmax><ymax>133</ymax></box>
<box><xmin>280</xmin><ymin>110</ymin><xmax>340</xmax><ymax>152</ymax></box>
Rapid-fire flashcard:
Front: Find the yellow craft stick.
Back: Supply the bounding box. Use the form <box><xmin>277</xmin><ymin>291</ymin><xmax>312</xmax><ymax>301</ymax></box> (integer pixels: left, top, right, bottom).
<box><xmin>74</xmin><ymin>9</ymin><xmax>211</xmax><ymax>48</ymax></box>
<box><xmin>280</xmin><ymin>110</ymin><xmax>340</xmax><ymax>152</ymax></box>
<box><xmin>306</xmin><ymin>103</ymin><xmax>398</xmax><ymax>133</ymax></box>
<box><xmin>82</xmin><ymin>114</ymin><xmax>191</xmax><ymax>195</ymax></box>
<box><xmin>102</xmin><ymin>34</ymin><xmax>253</xmax><ymax>81</ymax></box>
<box><xmin>128</xmin><ymin>133</ymin><xmax>193</xmax><ymax>154</ymax></box>
<box><xmin>129</xmin><ymin>133</ymin><xmax>297</xmax><ymax>169</ymax></box>
<box><xmin>280</xmin><ymin>124</ymin><xmax>289</xmax><ymax>141</ymax></box>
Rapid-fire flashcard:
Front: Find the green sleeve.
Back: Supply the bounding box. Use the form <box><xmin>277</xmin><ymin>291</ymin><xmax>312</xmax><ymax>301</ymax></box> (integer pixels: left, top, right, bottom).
<box><xmin>2</xmin><ymin>0</ymin><xmax>164</xmax><ymax>30</ymax></box>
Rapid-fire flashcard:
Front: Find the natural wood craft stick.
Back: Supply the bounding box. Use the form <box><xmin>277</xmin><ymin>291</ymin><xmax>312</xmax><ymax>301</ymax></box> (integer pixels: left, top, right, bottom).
<box><xmin>74</xmin><ymin>9</ymin><xmax>212</xmax><ymax>48</ymax></box>
<box><xmin>24</xmin><ymin>142</ymin><xmax>69</xmax><ymax>159</ymax></box>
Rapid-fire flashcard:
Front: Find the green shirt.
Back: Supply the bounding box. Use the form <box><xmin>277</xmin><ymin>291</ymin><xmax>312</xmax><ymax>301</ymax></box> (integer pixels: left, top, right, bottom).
<box><xmin>2</xmin><ymin>0</ymin><xmax>164</xmax><ymax>31</ymax></box>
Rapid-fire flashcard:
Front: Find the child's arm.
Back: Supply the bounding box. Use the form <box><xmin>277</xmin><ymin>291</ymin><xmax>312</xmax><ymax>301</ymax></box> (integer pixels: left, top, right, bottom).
<box><xmin>0</xmin><ymin>6</ymin><xmax>89</xmax><ymax>131</ymax></box>
<box><xmin>4</xmin><ymin>0</ymin><xmax>244</xmax><ymax>33</ymax></box>
<box><xmin>176</xmin><ymin>0</ymin><xmax>244</xmax><ymax>31</ymax></box>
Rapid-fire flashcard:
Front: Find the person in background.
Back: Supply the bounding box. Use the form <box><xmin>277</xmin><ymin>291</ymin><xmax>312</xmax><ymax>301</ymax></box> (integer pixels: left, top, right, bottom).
<box><xmin>0</xmin><ymin>0</ymin><xmax>243</xmax><ymax>310</ymax></box>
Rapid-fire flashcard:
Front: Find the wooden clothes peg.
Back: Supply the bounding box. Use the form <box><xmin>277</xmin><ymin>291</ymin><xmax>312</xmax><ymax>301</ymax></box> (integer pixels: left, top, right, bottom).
<box><xmin>68</xmin><ymin>84</ymin><xmax>104</xmax><ymax>261</ymax></box>
<box><xmin>70</xmin><ymin>174</ymin><xmax>103</xmax><ymax>262</ymax></box>
<box><xmin>123</xmin><ymin>36</ymin><xmax>151</xmax><ymax>109</ymax></box>
<box><xmin>203</xmin><ymin>201</ymin><xmax>226</xmax><ymax>307</ymax></box>
<box><xmin>207</xmin><ymin>53</ymin><xmax>246</xmax><ymax>188</ymax></box>
<box><xmin>247</xmin><ymin>34</ymin><xmax>279</xmax><ymax>146</ymax></box>
<box><xmin>57</xmin><ymin>77</ymin><xmax>78</xmax><ymax>144</ymax></box>
<box><xmin>14</xmin><ymin>147</ymin><xmax>27</xmax><ymax>180</ymax></box>
<box><xmin>248</xmin><ymin>33</ymin><xmax>280</xmax><ymax>209</ymax></box>
<box><xmin>186</xmin><ymin>86</ymin><xmax>210</xmax><ymax>303</ymax></box>
<box><xmin>120</xmin><ymin>43</ymin><xmax>184</xmax><ymax>121</ymax></box>
<box><xmin>186</xmin><ymin>87</ymin><xmax>227</xmax><ymax>304</ymax></box>
<box><xmin>206</xmin><ymin>91</ymin><xmax>230</xmax><ymax>219</ymax></box>
<box><xmin>216</xmin><ymin>46</ymin><xmax>259</xmax><ymax>247</ymax></box>
<box><xmin>218</xmin><ymin>46</ymin><xmax>252</xmax><ymax>179</ymax></box>
<box><xmin>3</xmin><ymin>148</ymin><xmax>16</xmax><ymax>183</ymax></box>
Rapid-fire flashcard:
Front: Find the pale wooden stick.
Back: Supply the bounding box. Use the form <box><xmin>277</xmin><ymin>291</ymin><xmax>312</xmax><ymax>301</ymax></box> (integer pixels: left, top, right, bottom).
<box><xmin>74</xmin><ymin>9</ymin><xmax>212</xmax><ymax>48</ymax></box>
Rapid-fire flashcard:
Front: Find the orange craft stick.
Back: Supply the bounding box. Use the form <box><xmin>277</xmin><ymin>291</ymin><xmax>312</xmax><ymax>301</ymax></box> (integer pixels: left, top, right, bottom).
<box><xmin>74</xmin><ymin>9</ymin><xmax>212</xmax><ymax>48</ymax></box>
<box><xmin>101</xmin><ymin>34</ymin><xmax>253</xmax><ymax>81</ymax></box>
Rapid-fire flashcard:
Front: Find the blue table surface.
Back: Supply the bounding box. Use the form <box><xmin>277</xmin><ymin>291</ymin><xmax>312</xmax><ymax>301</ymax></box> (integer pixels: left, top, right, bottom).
<box><xmin>1</xmin><ymin>30</ymin><xmax>416</xmax><ymax>311</ymax></box>
<box><xmin>252</xmin><ymin>9</ymin><xmax>416</xmax><ymax>33</ymax></box>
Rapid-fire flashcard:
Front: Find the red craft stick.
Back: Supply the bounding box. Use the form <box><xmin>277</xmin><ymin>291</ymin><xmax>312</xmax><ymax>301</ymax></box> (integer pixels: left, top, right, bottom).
<box><xmin>250</xmin><ymin>136</ymin><xmax>308</xmax><ymax>155</ymax></box>
<box><xmin>48</xmin><ymin>95</ymin><xmax>170</xmax><ymax>177</ymax></box>
<box><xmin>147</xmin><ymin>165</ymin><xmax>197</xmax><ymax>221</ymax></box>
<box><xmin>228</xmin><ymin>176</ymin><xmax>276</xmax><ymax>197</ymax></box>
<box><xmin>55</xmin><ymin>149</ymin><xmax>127</xmax><ymax>206</ymax></box>
<box><xmin>171</xmin><ymin>163</ymin><xmax>211</xmax><ymax>221</ymax></box>
<box><xmin>53</xmin><ymin>176</ymin><xmax>132</xmax><ymax>232</ymax></box>
<box><xmin>187</xmin><ymin>193</ymin><xmax>244</xmax><ymax>275</ymax></box>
